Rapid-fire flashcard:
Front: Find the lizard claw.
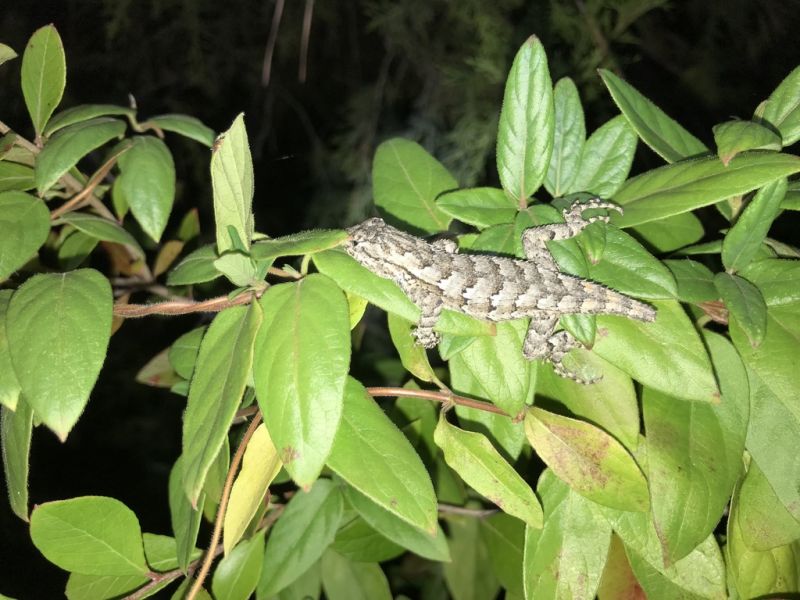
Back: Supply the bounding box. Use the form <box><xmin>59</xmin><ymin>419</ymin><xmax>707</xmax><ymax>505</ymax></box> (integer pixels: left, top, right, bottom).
<box><xmin>563</xmin><ymin>198</ymin><xmax>623</xmax><ymax>227</ymax></box>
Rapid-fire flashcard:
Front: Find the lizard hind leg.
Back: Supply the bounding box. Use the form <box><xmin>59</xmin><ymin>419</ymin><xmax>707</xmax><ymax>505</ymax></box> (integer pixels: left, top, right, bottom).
<box><xmin>523</xmin><ymin>315</ymin><xmax>600</xmax><ymax>385</ymax></box>
<box><xmin>412</xmin><ymin>295</ymin><xmax>443</xmax><ymax>349</ymax></box>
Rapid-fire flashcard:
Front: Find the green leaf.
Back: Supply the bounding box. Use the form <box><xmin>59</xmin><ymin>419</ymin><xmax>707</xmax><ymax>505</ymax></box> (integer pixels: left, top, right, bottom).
<box><xmin>0</xmin><ymin>191</ymin><xmax>49</xmax><ymax>282</ymax></box>
<box><xmin>496</xmin><ymin>36</ymin><xmax>554</xmax><ymax>205</ymax></box>
<box><xmin>135</xmin><ymin>347</ymin><xmax>181</xmax><ymax>389</ymax></box>
<box><xmin>327</xmin><ymin>377</ymin><xmax>438</xmax><ymax>532</ymax></box>
<box><xmin>166</xmin><ymin>244</ymin><xmax>222</xmax><ymax>286</ymax></box>
<box><xmin>59</xmin><ymin>212</ymin><xmax>144</xmax><ymax>258</ymax></box>
<box><xmin>722</xmin><ymin>178</ymin><xmax>787</xmax><ymax>272</ymax></box>
<box><xmin>443</xmin><ymin>514</ymin><xmax>501</xmax><ymax>600</ymax></box>
<box><xmin>599</xmin><ymin>69</ymin><xmax>708</xmax><ymax>163</ymax></box>
<box><xmin>663</xmin><ymin>259</ymin><xmax>718</xmax><ymax>303</ymax></box>
<box><xmin>544</xmin><ymin>77</ymin><xmax>585</xmax><ymax>197</ymax></box>
<box><xmin>214</xmin><ymin>252</ymin><xmax>259</xmax><ymax>287</ymax></box>
<box><xmin>21</xmin><ymin>25</ymin><xmax>66</xmax><ymax>137</ymax></box>
<box><xmin>35</xmin><ymin>118</ymin><xmax>126</xmax><ymax>193</ymax></box>
<box><xmin>436</xmin><ymin>187</ymin><xmax>517</xmax><ymax>229</ymax></box>
<box><xmin>31</xmin><ymin>496</ymin><xmax>148</xmax><ymax>576</ymax></box>
<box><xmin>631</xmin><ymin>212</ymin><xmax>705</xmax><ymax>253</ymax></box>
<box><xmin>0</xmin><ymin>43</ymin><xmax>17</xmax><ymax>67</ymax></box>
<box><xmin>761</xmin><ymin>65</ymin><xmax>800</xmax><ymax>146</ymax></box>
<box><xmin>182</xmin><ymin>302</ymin><xmax>262</xmax><ymax>504</ymax></box>
<box><xmin>224</xmin><ymin>424</ymin><xmax>281</xmax><ymax>554</ymax></box>
<box><xmin>612</xmin><ymin>152</ymin><xmax>800</xmax><ymax>228</ymax></box>
<box><xmin>58</xmin><ymin>230</ymin><xmax>99</xmax><ymax>270</ymax></box>
<box><xmin>321</xmin><ymin>550</ymin><xmax>392</xmax><ymax>600</ymax></box>
<box><xmin>387</xmin><ymin>314</ymin><xmax>441</xmax><ymax>384</ymax></box>
<box><xmin>168</xmin><ymin>326</ymin><xmax>205</xmax><ymax>380</ymax></box>
<box><xmin>211</xmin><ymin>113</ymin><xmax>254</xmax><ymax>252</ymax></box>
<box><xmin>113</xmin><ymin>136</ymin><xmax>175</xmax><ymax>242</ymax></box>
<box><xmin>0</xmin><ymin>291</ymin><xmax>21</xmax><ymax>410</ymax></box>
<box><xmin>0</xmin><ymin>161</ymin><xmax>35</xmax><ymax>192</ymax></box>
<box><xmin>372</xmin><ymin>138</ymin><xmax>454</xmax><ymax>233</ymax></box>
<box><xmin>331</xmin><ymin>513</ymin><xmax>404</xmax><ymax>563</ymax></box>
<box><xmin>480</xmin><ymin>514</ymin><xmax>525</xmax><ymax>597</ymax></box>
<box><xmin>567</xmin><ymin>115</ymin><xmax>637</xmax><ymax>198</ymax></box>
<box><xmin>643</xmin><ymin>331</ymin><xmax>748</xmax><ymax>563</ymax></box>
<box><xmin>596</xmin><ymin>534</ymin><xmax>641</xmax><ymax>600</ymax></box>
<box><xmin>212</xmin><ymin>530</ymin><xmax>264</xmax><ymax>600</ymax></box>
<box><xmin>45</xmin><ymin>104</ymin><xmax>136</xmax><ymax>136</ymax></box>
<box><xmin>253</xmin><ymin>275</ymin><xmax>350</xmax><ymax>486</ymax></box>
<box><xmin>738</xmin><ymin>460</ymin><xmax>800</xmax><ymax>551</ymax></box>
<box><xmin>715</xmin><ymin>272</ymin><xmax>767</xmax><ymax>347</ymax></box>
<box><xmin>144</xmin><ymin>114</ymin><xmax>215</xmax><ymax>147</ymax></box>
<box><xmin>250</xmin><ymin>229</ymin><xmax>347</xmax><ymax>261</ymax></box>
<box><xmin>435</xmin><ymin>415</ymin><xmax>542</xmax><ymax>527</ymax></box>
<box><xmin>714</xmin><ymin>120</ymin><xmax>782</xmax><ymax>165</ymax></box>
<box><xmin>7</xmin><ymin>269</ymin><xmax>111</xmax><ymax>440</ymax></box>
<box><xmin>524</xmin><ymin>470</ymin><xmax>611</xmax><ymax>600</ymax></box>
<box><xmin>1</xmin><ymin>398</ymin><xmax>33</xmax><ymax>520</ymax></box>
<box><xmin>524</xmin><ymin>408</ymin><xmax>649</xmax><ymax>512</ymax></box>
<box><xmin>593</xmin><ymin>299</ymin><xmax>719</xmax><ymax>403</ymax></box>
<box><xmin>168</xmin><ymin>456</ymin><xmax>204</xmax><ymax>573</ymax></box>
<box><xmin>257</xmin><ymin>479</ymin><xmax>343</xmax><ymax>597</ymax></box>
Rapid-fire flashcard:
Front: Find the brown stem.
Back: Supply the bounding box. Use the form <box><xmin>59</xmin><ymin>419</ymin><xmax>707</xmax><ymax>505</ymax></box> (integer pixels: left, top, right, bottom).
<box><xmin>261</xmin><ymin>0</ymin><xmax>285</xmax><ymax>86</ymax></box>
<box><xmin>50</xmin><ymin>148</ymin><xmax>128</xmax><ymax>219</ymax></box>
<box><xmin>367</xmin><ymin>387</ymin><xmax>508</xmax><ymax>416</ymax></box>
<box><xmin>186</xmin><ymin>411</ymin><xmax>264</xmax><ymax>600</ymax></box>
<box><xmin>113</xmin><ymin>290</ymin><xmax>258</xmax><ymax>318</ymax></box>
<box><xmin>438</xmin><ymin>503</ymin><xmax>498</xmax><ymax>518</ymax></box>
<box><xmin>298</xmin><ymin>0</ymin><xmax>315</xmax><ymax>82</ymax></box>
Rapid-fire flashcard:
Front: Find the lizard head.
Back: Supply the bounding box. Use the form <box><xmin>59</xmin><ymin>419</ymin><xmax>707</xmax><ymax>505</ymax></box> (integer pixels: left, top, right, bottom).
<box><xmin>346</xmin><ymin>217</ymin><xmax>387</xmax><ymax>244</ymax></box>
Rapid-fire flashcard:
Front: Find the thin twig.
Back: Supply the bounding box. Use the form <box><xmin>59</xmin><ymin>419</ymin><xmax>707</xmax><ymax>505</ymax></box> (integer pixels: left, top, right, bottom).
<box><xmin>298</xmin><ymin>0</ymin><xmax>315</xmax><ymax>82</ymax></box>
<box><xmin>262</xmin><ymin>0</ymin><xmax>286</xmax><ymax>86</ymax></box>
<box><xmin>113</xmin><ymin>290</ymin><xmax>258</xmax><ymax>318</ymax></box>
<box><xmin>50</xmin><ymin>148</ymin><xmax>128</xmax><ymax>219</ymax></box>
<box><xmin>438</xmin><ymin>503</ymin><xmax>498</xmax><ymax>518</ymax></box>
<box><xmin>367</xmin><ymin>387</ymin><xmax>508</xmax><ymax>416</ymax></box>
<box><xmin>186</xmin><ymin>411</ymin><xmax>264</xmax><ymax>600</ymax></box>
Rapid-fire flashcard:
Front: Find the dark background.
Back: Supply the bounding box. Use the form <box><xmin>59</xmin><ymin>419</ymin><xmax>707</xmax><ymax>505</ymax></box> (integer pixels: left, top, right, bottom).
<box><xmin>2</xmin><ymin>0</ymin><xmax>800</xmax><ymax>597</ymax></box>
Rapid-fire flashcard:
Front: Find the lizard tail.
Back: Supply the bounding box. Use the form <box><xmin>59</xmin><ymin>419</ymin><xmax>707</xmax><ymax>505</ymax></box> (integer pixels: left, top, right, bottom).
<box><xmin>559</xmin><ymin>276</ymin><xmax>657</xmax><ymax>322</ymax></box>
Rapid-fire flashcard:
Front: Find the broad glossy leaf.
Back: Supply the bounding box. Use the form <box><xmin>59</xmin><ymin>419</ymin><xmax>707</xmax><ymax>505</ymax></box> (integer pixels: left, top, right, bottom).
<box><xmin>21</xmin><ymin>25</ymin><xmax>65</xmax><ymax>136</ymax></box>
<box><xmin>45</xmin><ymin>104</ymin><xmax>136</xmax><ymax>136</ymax></box>
<box><xmin>496</xmin><ymin>36</ymin><xmax>553</xmax><ymax>205</ymax></box>
<box><xmin>321</xmin><ymin>550</ymin><xmax>391</xmax><ymax>600</ymax></box>
<box><xmin>250</xmin><ymin>229</ymin><xmax>348</xmax><ymax>260</ymax></box>
<box><xmin>328</xmin><ymin>377</ymin><xmax>437</xmax><ymax>532</ymax></box>
<box><xmin>211</xmin><ymin>113</ymin><xmax>254</xmax><ymax>252</ymax></box>
<box><xmin>612</xmin><ymin>152</ymin><xmax>800</xmax><ymax>228</ymax></box>
<box><xmin>331</xmin><ymin>512</ymin><xmax>404</xmax><ymax>563</ymax></box>
<box><xmin>387</xmin><ymin>314</ymin><xmax>440</xmax><ymax>384</ymax></box>
<box><xmin>213</xmin><ymin>530</ymin><xmax>264</xmax><ymax>600</ymax></box>
<box><xmin>436</xmin><ymin>187</ymin><xmax>517</xmax><ymax>229</ymax></box>
<box><xmin>443</xmin><ymin>514</ymin><xmax>501</xmax><ymax>600</ymax></box>
<box><xmin>722</xmin><ymin>178</ymin><xmax>786</xmax><ymax>272</ymax></box>
<box><xmin>1</xmin><ymin>398</ymin><xmax>33</xmax><ymax>520</ymax></box>
<box><xmin>345</xmin><ymin>486</ymin><xmax>449</xmax><ymax>561</ymax></box>
<box><xmin>372</xmin><ymin>138</ymin><xmax>453</xmax><ymax>233</ymax></box>
<box><xmin>761</xmin><ymin>65</ymin><xmax>800</xmax><ymax>146</ymax></box>
<box><xmin>434</xmin><ymin>415</ymin><xmax>542</xmax><ymax>527</ymax></box>
<box><xmin>663</xmin><ymin>259</ymin><xmax>717</xmax><ymax>303</ymax></box>
<box><xmin>568</xmin><ymin>115</ymin><xmax>637</xmax><ymax>198</ymax></box>
<box><xmin>524</xmin><ymin>470</ymin><xmax>611</xmax><ymax>600</ymax></box>
<box><xmin>36</xmin><ymin>118</ymin><xmax>125</xmax><ymax>193</ymax></box>
<box><xmin>31</xmin><ymin>496</ymin><xmax>148</xmax><ymax>575</ymax></box>
<box><xmin>714</xmin><ymin>120</ymin><xmax>782</xmax><ymax>165</ymax></box>
<box><xmin>144</xmin><ymin>114</ymin><xmax>215</xmax><ymax>147</ymax></box>
<box><xmin>631</xmin><ymin>212</ymin><xmax>704</xmax><ymax>253</ymax></box>
<box><xmin>715</xmin><ymin>272</ymin><xmax>767</xmax><ymax>346</ymax></box>
<box><xmin>224</xmin><ymin>424</ymin><xmax>281</xmax><ymax>554</ymax></box>
<box><xmin>0</xmin><ymin>43</ymin><xmax>16</xmax><ymax>66</ymax></box>
<box><xmin>168</xmin><ymin>456</ymin><xmax>204</xmax><ymax>573</ymax></box>
<box><xmin>481</xmin><ymin>513</ymin><xmax>525</xmax><ymax>597</ymax></box>
<box><xmin>257</xmin><ymin>479</ymin><xmax>343</xmax><ymax>597</ymax></box>
<box><xmin>182</xmin><ymin>302</ymin><xmax>262</xmax><ymax>504</ymax></box>
<box><xmin>593</xmin><ymin>299</ymin><xmax>719</xmax><ymax>403</ymax></box>
<box><xmin>544</xmin><ymin>77</ymin><xmax>585</xmax><ymax>197</ymax></box>
<box><xmin>525</xmin><ymin>409</ymin><xmax>649</xmax><ymax>511</ymax></box>
<box><xmin>113</xmin><ymin>136</ymin><xmax>175</xmax><ymax>242</ymax></box>
<box><xmin>600</xmin><ymin>69</ymin><xmax>708</xmax><ymax>163</ymax></box>
<box><xmin>166</xmin><ymin>244</ymin><xmax>222</xmax><ymax>286</ymax></box>
<box><xmin>0</xmin><ymin>291</ymin><xmax>21</xmax><ymax>410</ymax></box>
<box><xmin>0</xmin><ymin>161</ymin><xmax>35</xmax><ymax>191</ymax></box>
<box><xmin>7</xmin><ymin>269</ymin><xmax>111</xmax><ymax>440</ymax></box>
<box><xmin>0</xmin><ymin>191</ymin><xmax>50</xmax><ymax>281</ymax></box>
<box><xmin>738</xmin><ymin>460</ymin><xmax>800</xmax><ymax>551</ymax></box>
<box><xmin>643</xmin><ymin>331</ymin><xmax>748</xmax><ymax>562</ymax></box>
<box><xmin>168</xmin><ymin>326</ymin><xmax>205</xmax><ymax>380</ymax></box>
<box><xmin>253</xmin><ymin>275</ymin><xmax>350</xmax><ymax>486</ymax></box>
<box><xmin>59</xmin><ymin>212</ymin><xmax>144</xmax><ymax>258</ymax></box>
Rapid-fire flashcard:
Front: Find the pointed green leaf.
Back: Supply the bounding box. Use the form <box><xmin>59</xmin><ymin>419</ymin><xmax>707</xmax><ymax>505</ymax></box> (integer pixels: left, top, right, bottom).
<box><xmin>761</xmin><ymin>65</ymin><xmax>800</xmax><ymax>146</ymax></box>
<box><xmin>631</xmin><ymin>212</ymin><xmax>704</xmax><ymax>253</ymax></box>
<box><xmin>612</xmin><ymin>152</ymin><xmax>800</xmax><ymax>228</ymax></box>
<box><xmin>250</xmin><ymin>229</ymin><xmax>348</xmax><ymax>260</ymax></box>
<box><xmin>58</xmin><ymin>230</ymin><xmax>99</xmax><ymax>271</ymax></box>
<box><xmin>182</xmin><ymin>302</ymin><xmax>262</xmax><ymax>504</ymax></box>
<box><xmin>0</xmin><ymin>43</ymin><xmax>17</xmax><ymax>67</ymax></box>
<box><xmin>45</xmin><ymin>104</ymin><xmax>136</xmax><ymax>136</ymax></box>
<box><xmin>321</xmin><ymin>550</ymin><xmax>392</xmax><ymax>600</ymax></box>
<box><xmin>7</xmin><ymin>269</ymin><xmax>111</xmax><ymax>440</ymax></box>
<box><xmin>253</xmin><ymin>275</ymin><xmax>350</xmax><ymax>486</ymax></box>
<box><xmin>224</xmin><ymin>424</ymin><xmax>281</xmax><ymax>554</ymax></box>
<box><xmin>481</xmin><ymin>513</ymin><xmax>525</xmax><ymax>597</ymax></box>
<box><xmin>715</xmin><ymin>272</ymin><xmax>767</xmax><ymax>347</ymax></box>
<box><xmin>545</xmin><ymin>77</ymin><xmax>585</xmax><ymax>197</ymax></box>
<box><xmin>387</xmin><ymin>313</ymin><xmax>440</xmax><ymax>384</ymax></box>
<box><xmin>434</xmin><ymin>415</ymin><xmax>542</xmax><ymax>527</ymax></box>
<box><xmin>600</xmin><ymin>69</ymin><xmax>708</xmax><ymax>163</ymax></box>
<box><xmin>0</xmin><ymin>191</ymin><xmax>50</xmax><ymax>281</ymax></box>
<box><xmin>568</xmin><ymin>115</ymin><xmax>637</xmax><ymax>198</ymax></box>
<box><xmin>714</xmin><ymin>120</ymin><xmax>782</xmax><ymax>165</ymax></box>
<box><xmin>166</xmin><ymin>244</ymin><xmax>222</xmax><ymax>286</ymax></box>
<box><xmin>738</xmin><ymin>460</ymin><xmax>800</xmax><ymax>551</ymax></box>
<box><xmin>664</xmin><ymin>259</ymin><xmax>717</xmax><ymax>303</ymax></box>
<box><xmin>212</xmin><ymin>530</ymin><xmax>264</xmax><ymax>600</ymax></box>
<box><xmin>211</xmin><ymin>113</ymin><xmax>254</xmax><ymax>252</ymax></box>
<box><xmin>31</xmin><ymin>496</ymin><xmax>148</xmax><ymax>576</ymax></box>
<box><xmin>0</xmin><ymin>291</ymin><xmax>21</xmax><ymax>411</ymax></box>
<box><xmin>497</xmin><ymin>36</ymin><xmax>553</xmax><ymax>205</ymax></box>
<box><xmin>59</xmin><ymin>212</ymin><xmax>144</xmax><ymax>258</ymax></box>
<box><xmin>443</xmin><ymin>514</ymin><xmax>501</xmax><ymax>600</ymax></box>
<box><xmin>144</xmin><ymin>114</ymin><xmax>215</xmax><ymax>147</ymax></box>
<box><xmin>0</xmin><ymin>161</ymin><xmax>35</xmax><ymax>192</ymax></box>
<box><xmin>372</xmin><ymin>138</ymin><xmax>454</xmax><ymax>233</ymax></box>
<box><xmin>1</xmin><ymin>398</ymin><xmax>33</xmax><ymax>520</ymax></box>
<box><xmin>436</xmin><ymin>187</ymin><xmax>517</xmax><ymax>229</ymax></box>
<box><xmin>21</xmin><ymin>25</ymin><xmax>65</xmax><ymax>136</ymax></box>
<box><xmin>168</xmin><ymin>326</ymin><xmax>205</xmax><ymax>380</ymax></box>
<box><xmin>524</xmin><ymin>409</ymin><xmax>649</xmax><ymax>512</ymax></box>
<box><xmin>169</xmin><ymin>456</ymin><xmax>205</xmax><ymax>573</ymax></box>
<box><xmin>257</xmin><ymin>479</ymin><xmax>343</xmax><ymax>597</ymax></box>
<box><xmin>331</xmin><ymin>513</ymin><xmax>404</xmax><ymax>563</ymax></box>
<box><xmin>524</xmin><ymin>471</ymin><xmax>611</xmax><ymax>600</ymax></box>
<box><xmin>35</xmin><ymin>118</ymin><xmax>125</xmax><ymax>193</ymax></box>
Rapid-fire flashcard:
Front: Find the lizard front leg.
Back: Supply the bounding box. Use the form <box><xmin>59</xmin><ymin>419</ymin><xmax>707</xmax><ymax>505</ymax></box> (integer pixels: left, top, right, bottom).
<box><xmin>523</xmin><ymin>313</ymin><xmax>598</xmax><ymax>384</ymax></box>
<box><xmin>412</xmin><ymin>293</ymin><xmax>443</xmax><ymax>348</ymax></box>
<box><xmin>521</xmin><ymin>198</ymin><xmax>623</xmax><ymax>268</ymax></box>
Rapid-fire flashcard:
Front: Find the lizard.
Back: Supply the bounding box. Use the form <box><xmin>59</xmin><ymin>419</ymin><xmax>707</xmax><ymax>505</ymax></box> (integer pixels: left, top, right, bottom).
<box><xmin>343</xmin><ymin>198</ymin><xmax>656</xmax><ymax>383</ymax></box>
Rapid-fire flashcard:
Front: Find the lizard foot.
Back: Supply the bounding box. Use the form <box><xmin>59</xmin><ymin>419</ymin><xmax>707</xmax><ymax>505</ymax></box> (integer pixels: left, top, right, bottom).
<box><xmin>563</xmin><ymin>198</ymin><xmax>624</xmax><ymax>228</ymax></box>
<box><xmin>413</xmin><ymin>326</ymin><xmax>441</xmax><ymax>349</ymax></box>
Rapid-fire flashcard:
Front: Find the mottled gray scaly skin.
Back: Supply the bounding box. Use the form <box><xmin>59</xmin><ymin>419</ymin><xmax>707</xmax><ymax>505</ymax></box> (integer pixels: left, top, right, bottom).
<box><xmin>344</xmin><ymin>198</ymin><xmax>656</xmax><ymax>383</ymax></box>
